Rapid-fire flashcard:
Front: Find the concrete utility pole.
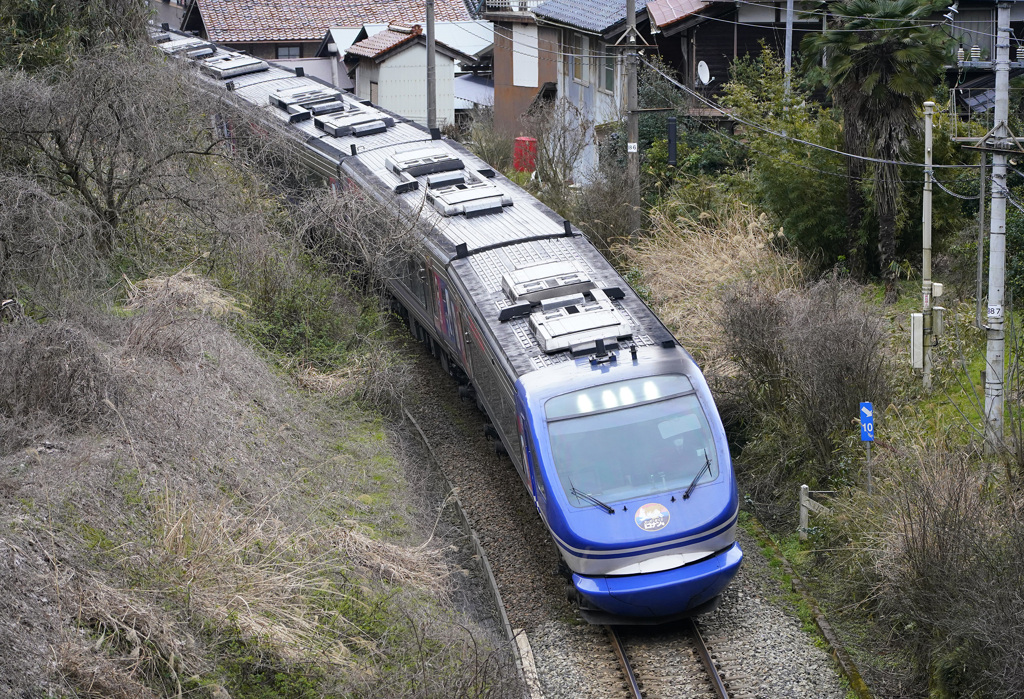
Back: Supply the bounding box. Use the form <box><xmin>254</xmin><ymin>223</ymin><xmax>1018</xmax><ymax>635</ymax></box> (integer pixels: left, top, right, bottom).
<box><xmin>983</xmin><ymin>1</ymin><xmax>1012</xmax><ymax>454</ymax></box>
<box><xmin>426</xmin><ymin>0</ymin><xmax>437</xmax><ymax>131</ymax></box>
<box><xmin>922</xmin><ymin>101</ymin><xmax>934</xmax><ymax>390</ymax></box>
<box><xmin>626</xmin><ymin>0</ymin><xmax>640</xmax><ymax>237</ymax></box>
<box><xmin>784</xmin><ymin>0</ymin><xmax>794</xmax><ymax>96</ymax></box>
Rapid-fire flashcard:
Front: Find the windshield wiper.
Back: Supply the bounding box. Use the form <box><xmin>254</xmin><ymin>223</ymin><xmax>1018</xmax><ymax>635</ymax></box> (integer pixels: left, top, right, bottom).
<box><xmin>570</xmin><ymin>481</ymin><xmax>615</xmax><ymax>514</ymax></box>
<box><xmin>683</xmin><ymin>453</ymin><xmax>712</xmax><ymax>500</ymax></box>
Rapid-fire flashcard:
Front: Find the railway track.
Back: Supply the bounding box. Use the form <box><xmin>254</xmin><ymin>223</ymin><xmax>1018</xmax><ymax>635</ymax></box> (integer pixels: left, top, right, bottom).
<box><xmin>608</xmin><ymin>619</ymin><xmax>755</xmax><ymax>699</ymax></box>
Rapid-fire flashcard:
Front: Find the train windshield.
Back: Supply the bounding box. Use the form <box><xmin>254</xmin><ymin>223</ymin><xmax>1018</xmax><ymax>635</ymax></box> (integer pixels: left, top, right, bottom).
<box><xmin>544</xmin><ymin>375</ymin><xmax>718</xmax><ymax>506</ymax></box>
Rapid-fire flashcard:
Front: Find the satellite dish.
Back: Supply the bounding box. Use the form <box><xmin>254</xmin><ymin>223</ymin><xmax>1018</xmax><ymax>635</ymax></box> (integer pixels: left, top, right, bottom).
<box><xmin>697</xmin><ymin>61</ymin><xmax>714</xmax><ymax>86</ymax></box>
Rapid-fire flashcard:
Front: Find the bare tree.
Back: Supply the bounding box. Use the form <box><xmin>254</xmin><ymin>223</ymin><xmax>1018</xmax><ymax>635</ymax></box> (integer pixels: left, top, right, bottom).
<box><xmin>521</xmin><ymin>98</ymin><xmax>593</xmax><ymax>205</ymax></box>
<box><xmin>0</xmin><ymin>46</ymin><xmax>237</xmax><ymax>254</ymax></box>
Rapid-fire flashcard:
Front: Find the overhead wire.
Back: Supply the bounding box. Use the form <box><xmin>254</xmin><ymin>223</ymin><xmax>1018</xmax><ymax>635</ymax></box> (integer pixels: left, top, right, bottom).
<box><xmin>639</xmin><ymin>55</ymin><xmax>981</xmax><ymax>170</ymax></box>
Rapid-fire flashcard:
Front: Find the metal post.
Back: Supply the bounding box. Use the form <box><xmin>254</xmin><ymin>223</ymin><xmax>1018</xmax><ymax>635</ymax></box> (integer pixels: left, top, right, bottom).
<box><xmin>426</xmin><ymin>0</ymin><xmax>437</xmax><ymax>131</ymax></box>
<box><xmin>866</xmin><ymin>442</ymin><xmax>872</xmax><ymax>495</ymax></box>
<box><xmin>667</xmin><ymin>116</ymin><xmax>677</xmax><ymax>167</ymax></box>
<box><xmin>922</xmin><ymin>101</ymin><xmax>934</xmax><ymax>390</ymax></box>
<box><xmin>626</xmin><ymin>0</ymin><xmax>640</xmax><ymax>238</ymax></box>
<box><xmin>784</xmin><ymin>0</ymin><xmax>794</xmax><ymax>96</ymax></box>
<box><xmin>984</xmin><ymin>2</ymin><xmax>1011</xmax><ymax>455</ymax></box>
<box><xmin>799</xmin><ymin>484</ymin><xmax>809</xmax><ymax>541</ymax></box>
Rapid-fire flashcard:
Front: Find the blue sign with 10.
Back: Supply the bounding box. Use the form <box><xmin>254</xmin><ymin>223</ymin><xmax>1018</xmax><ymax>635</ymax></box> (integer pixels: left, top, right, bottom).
<box><xmin>860</xmin><ymin>402</ymin><xmax>874</xmax><ymax>442</ymax></box>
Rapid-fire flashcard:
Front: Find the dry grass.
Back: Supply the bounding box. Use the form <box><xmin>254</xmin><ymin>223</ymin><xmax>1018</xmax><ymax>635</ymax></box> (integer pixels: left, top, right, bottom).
<box><xmin>294</xmin><ymin>345</ymin><xmax>412</xmax><ymax>413</ymax></box>
<box><xmin>623</xmin><ymin>202</ymin><xmax>804</xmax><ymax>368</ymax></box>
<box><xmin>151</xmin><ymin>489</ymin><xmax>451</xmax><ymax>668</ymax></box>
<box><xmin>123</xmin><ymin>271</ymin><xmax>245</xmax><ymax>318</ymax></box>
<box><xmin>58</xmin><ymin>578</ymin><xmax>202</xmax><ymax>699</ymax></box>
<box><xmin>0</xmin><ymin>321</ymin><xmax>120</xmax><ymax>434</ymax></box>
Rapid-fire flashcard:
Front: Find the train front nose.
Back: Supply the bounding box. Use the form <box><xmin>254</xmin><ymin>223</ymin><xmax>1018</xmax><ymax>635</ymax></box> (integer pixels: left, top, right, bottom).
<box><xmin>572</xmin><ymin>542</ymin><xmax>743</xmax><ymax>619</ymax></box>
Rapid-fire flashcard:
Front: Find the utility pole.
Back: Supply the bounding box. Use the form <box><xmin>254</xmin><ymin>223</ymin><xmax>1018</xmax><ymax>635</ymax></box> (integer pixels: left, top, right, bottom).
<box><xmin>784</xmin><ymin>0</ymin><xmax>794</xmax><ymax>96</ymax></box>
<box><xmin>426</xmin><ymin>0</ymin><xmax>437</xmax><ymax>132</ymax></box>
<box><xmin>626</xmin><ymin>0</ymin><xmax>640</xmax><ymax>237</ymax></box>
<box><xmin>983</xmin><ymin>1</ymin><xmax>1012</xmax><ymax>454</ymax></box>
<box><xmin>976</xmin><ymin>156</ymin><xmax>986</xmax><ymax>329</ymax></box>
<box><xmin>922</xmin><ymin>101</ymin><xmax>934</xmax><ymax>389</ymax></box>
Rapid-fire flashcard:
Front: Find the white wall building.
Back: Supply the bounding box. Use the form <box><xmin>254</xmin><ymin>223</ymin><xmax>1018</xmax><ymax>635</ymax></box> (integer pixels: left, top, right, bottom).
<box><xmin>343</xmin><ymin>24</ymin><xmax>478</xmax><ymax>128</ymax></box>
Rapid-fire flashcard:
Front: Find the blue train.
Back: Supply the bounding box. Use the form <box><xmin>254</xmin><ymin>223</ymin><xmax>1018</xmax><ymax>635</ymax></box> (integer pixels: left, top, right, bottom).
<box><xmin>152</xmin><ymin>27</ymin><xmax>742</xmax><ymax>623</ymax></box>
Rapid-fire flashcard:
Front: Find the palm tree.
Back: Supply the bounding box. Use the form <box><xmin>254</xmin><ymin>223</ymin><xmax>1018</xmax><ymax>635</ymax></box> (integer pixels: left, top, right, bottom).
<box><xmin>803</xmin><ymin>0</ymin><xmax>950</xmax><ymax>288</ymax></box>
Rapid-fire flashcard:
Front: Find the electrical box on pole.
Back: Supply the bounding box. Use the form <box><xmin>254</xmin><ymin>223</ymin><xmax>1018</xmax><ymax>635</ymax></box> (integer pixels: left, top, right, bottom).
<box><xmin>911</xmin><ymin>313</ymin><xmax>924</xmax><ymax>369</ymax></box>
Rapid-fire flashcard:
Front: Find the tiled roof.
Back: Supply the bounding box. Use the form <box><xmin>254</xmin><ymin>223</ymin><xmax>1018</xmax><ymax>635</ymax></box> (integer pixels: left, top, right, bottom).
<box><xmin>646</xmin><ymin>0</ymin><xmax>703</xmax><ymax>29</ymax></box>
<box><xmin>345</xmin><ymin>25</ymin><xmax>478</xmax><ymax>63</ymax></box>
<box><xmin>531</xmin><ymin>0</ymin><xmax>649</xmax><ymax>34</ymax></box>
<box><xmin>196</xmin><ymin>0</ymin><xmax>474</xmax><ymax>43</ymax></box>
<box><xmin>346</xmin><ymin>25</ymin><xmax>422</xmax><ymax>58</ymax></box>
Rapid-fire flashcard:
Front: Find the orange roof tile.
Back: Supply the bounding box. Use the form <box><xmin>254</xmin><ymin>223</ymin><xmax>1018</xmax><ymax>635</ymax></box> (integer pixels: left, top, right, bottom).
<box><xmin>196</xmin><ymin>0</ymin><xmax>474</xmax><ymax>43</ymax></box>
<box><xmin>346</xmin><ymin>25</ymin><xmax>422</xmax><ymax>58</ymax></box>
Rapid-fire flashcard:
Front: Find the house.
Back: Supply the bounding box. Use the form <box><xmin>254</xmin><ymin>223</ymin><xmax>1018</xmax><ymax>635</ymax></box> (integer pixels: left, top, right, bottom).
<box><xmin>180</xmin><ymin>0</ymin><xmax>474</xmax><ymax>61</ymax></box>
<box><xmin>481</xmin><ymin>1</ymin><xmax>561</xmax><ymax>133</ymax></box>
<box><xmin>344</xmin><ymin>24</ymin><xmax>479</xmax><ymax>127</ymax></box>
<box><xmin>316</xmin><ymin>19</ymin><xmax>494</xmax><ymax>95</ymax></box>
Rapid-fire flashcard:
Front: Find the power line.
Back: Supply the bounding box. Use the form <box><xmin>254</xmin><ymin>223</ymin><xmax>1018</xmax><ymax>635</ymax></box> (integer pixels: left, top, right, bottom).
<box><xmin>639</xmin><ymin>55</ymin><xmax>982</xmax><ymax>171</ymax></box>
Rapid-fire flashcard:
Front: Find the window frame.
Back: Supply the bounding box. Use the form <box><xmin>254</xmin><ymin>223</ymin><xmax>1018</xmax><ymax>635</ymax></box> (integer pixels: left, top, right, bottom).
<box><xmin>571</xmin><ymin>33</ymin><xmax>589</xmax><ymax>85</ymax></box>
<box><xmin>600</xmin><ymin>44</ymin><xmax>616</xmax><ymax>94</ymax></box>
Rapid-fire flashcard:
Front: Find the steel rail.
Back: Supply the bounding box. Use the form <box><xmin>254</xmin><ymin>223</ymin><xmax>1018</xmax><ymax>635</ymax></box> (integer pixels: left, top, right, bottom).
<box><xmin>607</xmin><ymin>626</ymin><xmax>643</xmax><ymax>699</ymax></box>
<box><xmin>686</xmin><ymin>618</ymin><xmax>730</xmax><ymax>699</ymax></box>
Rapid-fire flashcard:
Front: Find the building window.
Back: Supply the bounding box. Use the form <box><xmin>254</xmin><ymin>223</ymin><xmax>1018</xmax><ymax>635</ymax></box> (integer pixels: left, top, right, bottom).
<box><xmin>572</xmin><ymin>33</ymin><xmax>588</xmax><ymax>84</ymax></box>
<box><xmin>602</xmin><ymin>46</ymin><xmax>615</xmax><ymax>93</ymax></box>
<box><xmin>276</xmin><ymin>45</ymin><xmax>300</xmax><ymax>59</ymax></box>
<box><xmin>370</xmin><ymin>81</ymin><xmax>378</xmax><ymax>104</ymax></box>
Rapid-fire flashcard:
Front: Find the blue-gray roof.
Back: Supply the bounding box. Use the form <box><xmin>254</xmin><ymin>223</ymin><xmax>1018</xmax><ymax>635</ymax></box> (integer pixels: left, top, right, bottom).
<box><xmin>532</xmin><ymin>0</ymin><xmax>649</xmax><ymax>34</ymax></box>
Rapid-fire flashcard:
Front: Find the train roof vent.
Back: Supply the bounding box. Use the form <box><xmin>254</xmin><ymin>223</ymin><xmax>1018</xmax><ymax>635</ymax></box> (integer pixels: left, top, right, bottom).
<box><xmin>529</xmin><ymin>288</ymin><xmax>633</xmax><ymax>354</ymax></box>
<box><xmin>386</xmin><ymin>147</ymin><xmax>464</xmax><ymax>177</ymax></box>
<box><xmin>501</xmin><ymin>261</ymin><xmax>595</xmax><ymax>304</ymax></box>
<box><xmin>270</xmin><ymin>86</ymin><xmax>345</xmax><ymax>122</ymax></box>
<box><xmin>157</xmin><ymin>37</ymin><xmax>212</xmax><ymax>54</ymax></box>
<box><xmin>314</xmin><ymin>109</ymin><xmax>395</xmax><ymax>137</ymax></box>
<box><xmin>199</xmin><ymin>53</ymin><xmax>269</xmax><ymax>79</ymax></box>
<box><xmin>427</xmin><ymin>181</ymin><xmax>512</xmax><ymax>217</ymax></box>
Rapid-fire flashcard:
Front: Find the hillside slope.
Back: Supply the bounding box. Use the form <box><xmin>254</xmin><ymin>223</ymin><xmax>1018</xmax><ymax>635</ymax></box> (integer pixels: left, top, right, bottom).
<box><xmin>0</xmin><ymin>285</ymin><xmax>517</xmax><ymax>697</ymax></box>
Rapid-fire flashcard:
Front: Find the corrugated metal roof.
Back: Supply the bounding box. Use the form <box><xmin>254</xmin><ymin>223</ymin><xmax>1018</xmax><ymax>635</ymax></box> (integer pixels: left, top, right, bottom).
<box><xmin>197</xmin><ymin>0</ymin><xmax>474</xmax><ymax>44</ymax></box>
<box><xmin>646</xmin><ymin>0</ymin><xmax>703</xmax><ymax>29</ymax></box>
<box><xmin>455</xmin><ymin>73</ymin><xmax>494</xmax><ymax>106</ymax></box>
<box><xmin>531</xmin><ymin>0</ymin><xmax>649</xmax><ymax>34</ymax></box>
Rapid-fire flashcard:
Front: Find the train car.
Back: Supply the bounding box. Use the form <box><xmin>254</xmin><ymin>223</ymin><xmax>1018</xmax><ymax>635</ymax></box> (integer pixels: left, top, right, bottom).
<box><xmin>151</xmin><ymin>27</ymin><xmax>742</xmax><ymax>623</ymax></box>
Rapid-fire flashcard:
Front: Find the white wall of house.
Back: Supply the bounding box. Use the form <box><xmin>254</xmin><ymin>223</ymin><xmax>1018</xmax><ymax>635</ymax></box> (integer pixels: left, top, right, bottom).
<box><xmin>555</xmin><ymin>30</ymin><xmax>623</xmax><ymax>181</ymax></box>
<box><xmin>354</xmin><ymin>44</ymin><xmax>457</xmax><ymax>127</ymax></box>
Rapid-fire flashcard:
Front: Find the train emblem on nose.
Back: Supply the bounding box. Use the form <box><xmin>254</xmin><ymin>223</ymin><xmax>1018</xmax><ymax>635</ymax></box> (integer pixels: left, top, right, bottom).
<box><xmin>635</xmin><ymin>503</ymin><xmax>670</xmax><ymax>532</ymax></box>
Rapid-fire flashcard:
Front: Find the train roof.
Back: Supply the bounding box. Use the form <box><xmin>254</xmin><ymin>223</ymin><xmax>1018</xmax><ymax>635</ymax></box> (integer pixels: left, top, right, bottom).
<box><xmin>150</xmin><ymin>28</ymin><xmax>676</xmax><ymax>379</ymax></box>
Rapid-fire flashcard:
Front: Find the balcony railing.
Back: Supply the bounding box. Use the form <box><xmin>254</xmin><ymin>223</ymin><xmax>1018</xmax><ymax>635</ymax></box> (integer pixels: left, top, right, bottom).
<box><xmin>483</xmin><ymin>0</ymin><xmax>544</xmax><ymax>13</ymax></box>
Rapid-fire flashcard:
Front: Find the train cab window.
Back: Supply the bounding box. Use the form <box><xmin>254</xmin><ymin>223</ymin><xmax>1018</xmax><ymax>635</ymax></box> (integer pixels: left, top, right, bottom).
<box><xmin>403</xmin><ymin>257</ymin><xmax>427</xmax><ymax>307</ymax></box>
<box><xmin>544</xmin><ymin>375</ymin><xmax>718</xmax><ymax>507</ymax></box>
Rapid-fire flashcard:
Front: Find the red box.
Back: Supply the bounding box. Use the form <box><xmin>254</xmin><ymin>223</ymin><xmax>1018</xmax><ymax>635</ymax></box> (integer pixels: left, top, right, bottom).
<box><xmin>513</xmin><ymin>136</ymin><xmax>537</xmax><ymax>172</ymax></box>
